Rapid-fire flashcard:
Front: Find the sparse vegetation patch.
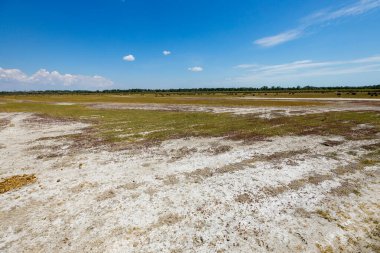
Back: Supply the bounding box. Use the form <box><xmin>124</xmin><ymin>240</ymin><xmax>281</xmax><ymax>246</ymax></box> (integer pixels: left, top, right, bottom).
<box><xmin>0</xmin><ymin>118</ymin><xmax>10</xmax><ymax>130</ymax></box>
<box><xmin>0</xmin><ymin>174</ymin><xmax>36</xmax><ymax>194</ymax></box>
<box><xmin>0</xmin><ymin>101</ymin><xmax>378</xmax><ymax>147</ymax></box>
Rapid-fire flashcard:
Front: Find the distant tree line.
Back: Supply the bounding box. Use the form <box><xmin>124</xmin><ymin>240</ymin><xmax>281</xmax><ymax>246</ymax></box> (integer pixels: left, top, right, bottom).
<box><xmin>0</xmin><ymin>84</ymin><xmax>379</xmax><ymax>95</ymax></box>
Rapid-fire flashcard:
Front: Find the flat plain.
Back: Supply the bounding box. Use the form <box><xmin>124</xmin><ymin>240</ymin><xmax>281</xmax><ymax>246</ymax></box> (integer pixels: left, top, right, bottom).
<box><xmin>0</xmin><ymin>92</ymin><xmax>379</xmax><ymax>252</ymax></box>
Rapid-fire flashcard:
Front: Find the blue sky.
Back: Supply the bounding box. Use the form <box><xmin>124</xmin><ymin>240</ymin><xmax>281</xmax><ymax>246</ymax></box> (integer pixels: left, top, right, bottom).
<box><xmin>1</xmin><ymin>0</ymin><xmax>380</xmax><ymax>90</ymax></box>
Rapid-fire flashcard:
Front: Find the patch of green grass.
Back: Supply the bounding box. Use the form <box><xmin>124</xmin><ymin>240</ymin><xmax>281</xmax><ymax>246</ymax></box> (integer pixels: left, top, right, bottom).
<box><xmin>0</xmin><ymin>102</ymin><xmax>378</xmax><ymax>146</ymax></box>
<box><xmin>0</xmin><ymin>94</ymin><xmax>326</xmax><ymax>107</ymax></box>
<box><xmin>0</xmin><ymin>102</ymin><xmax>279</xmax><ymax>143</ymax></box>
<box><xmin>267</xmin><ymin>110</ymin><xmax>380</xmax><ymax>140</ymax></box>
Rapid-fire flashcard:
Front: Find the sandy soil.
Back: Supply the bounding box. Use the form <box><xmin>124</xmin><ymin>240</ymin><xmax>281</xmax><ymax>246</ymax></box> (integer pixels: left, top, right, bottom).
<box><xmin>237</xmin><ymin>97</ymin><xmax>380</xmax><ymax>101</ymax></box>
<box><xmin>88</xmin><ymin>101</ymin><xmax>380</xmax><ymax>118</ymax></box>
<box><xmin>0</xmin><ymin>112</ymin><xmax>379</xmax><ymax>252</ymax></box>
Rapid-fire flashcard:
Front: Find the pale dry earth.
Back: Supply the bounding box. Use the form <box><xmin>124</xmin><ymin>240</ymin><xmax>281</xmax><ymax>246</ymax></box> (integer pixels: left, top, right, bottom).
<box><xmin>88</xmin><ymin>100</ymin><xmax>380</xmax><ymax>118</ymax></box>
<box><xmin>237</xmin><ymin>97</ymin><xmax>380</xmax><ymax>101</ymax></box>
<box><xmin>0</xmin><ymin>110</ymin><xmax>379</xmax><ymax>253</ymax></box>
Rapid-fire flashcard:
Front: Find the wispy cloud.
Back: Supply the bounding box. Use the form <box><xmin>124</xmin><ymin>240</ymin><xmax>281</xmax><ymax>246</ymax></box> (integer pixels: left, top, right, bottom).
<box><xmin>163</xmin><ymin>50</ymin><xmax>171</xmax><ymax>56</ymax></box>
<box><xmin>234</xmin><ymin>55</ymin><xmax>380</xmax><ymax>83</ymax></box>
<box><xmin>234</xmin><ymin>64</ymin><xmax>260</xmax><ymax>69</ymax></box>
<box><xmin>0</xmin><ymin>67</ymin><xmax>113</xmax><ymax>90</ymax></box>
<box><xmin>254</xmin><ymin>0</ymin><xmax>380</xmax><ymax>47</ymax></box>
<box><xmin>188</xmin><ymin>66</ymin><xmax>203</xmax><ymax>72</ymax></box>
<box><xmin>254</xmin><ymin>29</ymin><xmax>303</xmax><ymax>48</ymax></box>
<box><xmin>123</xmin><ymin>54</ymin><xmax>135</xmax><ymax>61</ymax></box>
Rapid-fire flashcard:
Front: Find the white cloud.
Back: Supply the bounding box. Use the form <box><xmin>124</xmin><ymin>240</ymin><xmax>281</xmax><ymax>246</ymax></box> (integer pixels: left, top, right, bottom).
<box><xmin>0</xmin><ymin>67</ymin><xmax>113</xmax><ymax>90</ymax></box>
<box><xmin>254</xmin><ymin>29</ymin><xmax>303</xmax><ymax>47</ymax></box>
<box><xmin>322</xmin><ymin>0</ymin><xmax>380</xmax><ymax>20</ymax></box>
<box><xmin>234</xmin><ymin>64</ymin><xmax>260</xmax><ymax>69</ymax></box>
<box><xmin>255</xmin><ymin>0</ymin><xmax>380</xmax><ymax>47</ymax></box>
<box><xmin>188</xmin><ymin>66</ymin><xmax>203</xmax><ymax>72</ymax></box>
<box><xmin>0</xmin><ymin>68</ymin><xmax>28</xmax><ymax>81</ymax></box>
<box><xmin>123</xmin><ymin>54</ymin><xmax>135</xmax><ymax>61</ymax></box>
<box><xmin>234</xmin><ymin>55</ymin><xmax>380</xmax><ymax>83</ymax></box>
<box><xmin>163</xmin><ymin>50</ymin><xmax>171</xmax><ymax>56</ymax></box>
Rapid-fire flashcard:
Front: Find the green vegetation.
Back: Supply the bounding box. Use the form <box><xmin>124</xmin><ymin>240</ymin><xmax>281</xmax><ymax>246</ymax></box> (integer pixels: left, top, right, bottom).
<box><xmin>1</xmin><ymin>82</ymin><xmax>380</xmax><ymax>105</ymax></box>
<box><xmin>0</xmin><ymin>101</ymin><xmax>378</xmax><ymax>145</ymax></box>
<box><xmin>0</xmin><ymin>94</ymin><xmax>325</xmax><ymax>106</ymax></box>
<box><xmin>1</xmin><ymin>84</ymin><xmax>379</xmax><ymax>96</ymax></box>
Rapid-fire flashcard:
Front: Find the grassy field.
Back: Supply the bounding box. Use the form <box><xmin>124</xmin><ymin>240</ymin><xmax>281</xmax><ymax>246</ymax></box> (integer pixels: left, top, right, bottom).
<box><xmin>0</xmin><ymin>94</ymin><xmax>327</xmax><ymax>107</ymax></box>
<box><xmin>1</xmin><ymin>89</ymin><xmax>379</xmax><ymax>103</ymax></box>
<box><xmin>0</xmin><ymin>99</ymin><xmax>378</xmax><ymax>145</ymax></box>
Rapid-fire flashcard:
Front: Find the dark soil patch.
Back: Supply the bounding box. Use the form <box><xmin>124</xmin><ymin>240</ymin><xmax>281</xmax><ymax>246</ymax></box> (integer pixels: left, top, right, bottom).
<box><xmin>321</xmin><ymin>140</ymin><xmax>344</xmax><ymax>147</ymax></box>
<box><xmin>235</xmin><ymin>193</ymin><xmax>254</xmax><ymax>204</ymax></box>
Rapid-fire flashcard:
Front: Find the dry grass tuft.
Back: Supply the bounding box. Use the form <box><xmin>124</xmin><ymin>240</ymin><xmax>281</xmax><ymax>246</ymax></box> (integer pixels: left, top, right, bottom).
<box><xmin>329</xmin><ymin>181</ymin><xmax>360</xmax><ymax>196</ymax></box>
<box><xmin>315</xmin><ymin>243</ymin><xmax>334</xmax><ymax>253</ymax></box>
<box><xmin>234</xmin><ymin>193</ymin><xmax>254</xmax><ymax>204</ymax></box>
<box><xmin>117</xmin><ymin>181</ymin><xmax>142</xmax><ymax>190</ymax></box>
<box><xmin>23</xmin><ymin>114</ymin><xmax>73</xmax><ymax>124</ymax></box>
<box><xmin>155</xmin><ymin>213</ymin><xmax>183</xmax><ymax>227</ymax></box>
<box><xmin>206</xmin><ymin>145</ymin><xmax>232</xmax><ymax>155</ymax></box>
<box><xmin>162</xmin><ymin>175</ymin><xmax>180</xmax><ymax>185</ymax></box>
<box><xmin>360</xmin><ymin>142</ymin><xmax>380</xmax><ymax>151</ymax></box>
<box><xmin>0</xmin><ymin>174</ymin><xmax>36</xmax><ymax>194</ymax></box>
<box><xmin>0</xmin><ymin>118</ymin><xmax>10</xmax><ymax>130</ymax></box>
<box><xmin>332</xmin><ymin>163</ymin><xmax>363</xmax><ymax>175</ymax></box>
<box><xmin>185</xmin><ymin>167</ymin><xmax>214</xmax><ymax>183</ymax></box>
<box><xmin>96</xmin><ymin>189</ymin><xmax>116</xmax><ymax>201</ymax></box>
<box><xmin>359</xmin><ymin>148</ymin><xmax>380</xmax><ymax>166</ymax></box>
<box><xmin>36</xmin><ymin>153</ymin><xmax>61</xmax><ymax>160</ymax></box>
<box><xmin>316</xmin><ymin>209</ymin><xmax>335</xmax><ymax>222</ymax></box>
<box><xmin>262</xmin><ymin>185</ymin><xmax>288</xmax><ymax>197</ymax></box>
<box><xmin>170</xmin><ymin>147</ymin><xmax>197</xmax><ymax>161</ymax></box>
<box><xmin>287</xmin><ymin>173</ymin><xmax>333</xmax><ymax>191</ymax></box>
<box><xmin>307</xmin><ymin>174</ymin><xmax>333</xmax><ymax>185</ymax></box>
<box><xmin>263</xmin><ymin>173</ymin><xmax>334</xmax><ymax>198</ymax></box>
<box><xmin>288</xmin><ymin>179</ymin><xmax>307</xmax><ymax>191</ymax></box>
<box><xmin>263</xmin><ymin>150</ymin><xmax>308</xmax><ymax>162</ymax></box>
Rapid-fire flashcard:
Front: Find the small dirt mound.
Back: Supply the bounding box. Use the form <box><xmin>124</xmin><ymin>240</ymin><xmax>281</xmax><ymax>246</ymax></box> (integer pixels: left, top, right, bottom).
<box><xmin>0</xmin><ymin>174</ymin><xmax>37</xmax><ymax>194</ymax></box>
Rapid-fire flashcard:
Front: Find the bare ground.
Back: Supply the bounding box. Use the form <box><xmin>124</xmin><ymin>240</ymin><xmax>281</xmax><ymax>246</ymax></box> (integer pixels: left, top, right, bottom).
<box><xmin>88</xmin><ymin>100</ymin><xmax>380</xmax><ymax>118</ymax></box>
<box><xmin>0</xmin><ymin>112</ymin><xmax>379</xmax><ymax>252</ymax></box>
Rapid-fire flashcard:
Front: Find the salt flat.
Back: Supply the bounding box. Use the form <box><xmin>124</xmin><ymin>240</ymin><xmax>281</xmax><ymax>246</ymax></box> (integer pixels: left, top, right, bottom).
<box><xmin>0</xmin><ymin>103</ymin><xmax>379</xmax><ymax>252</ymax></box>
